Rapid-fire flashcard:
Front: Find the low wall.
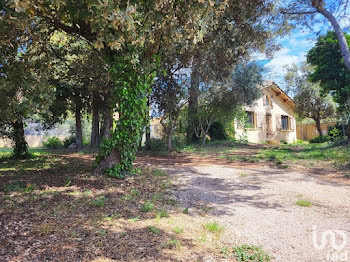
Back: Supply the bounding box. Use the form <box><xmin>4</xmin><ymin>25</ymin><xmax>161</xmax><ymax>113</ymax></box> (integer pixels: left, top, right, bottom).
<box><xmin>0</xmin><ymin>135</ymin><xmax>68</xmax><ymax>148</ymax></box>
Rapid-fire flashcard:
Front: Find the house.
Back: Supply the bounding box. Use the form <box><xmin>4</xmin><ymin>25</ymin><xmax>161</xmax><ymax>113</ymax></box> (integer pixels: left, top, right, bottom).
<box><xmin>234</xmin><ymin>81</ymin><xmax>297</xmax><ymax>144</ymax></box>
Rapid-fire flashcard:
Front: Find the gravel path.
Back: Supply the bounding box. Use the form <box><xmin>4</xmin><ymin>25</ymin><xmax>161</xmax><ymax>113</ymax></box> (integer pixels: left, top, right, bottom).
<box><xmin>168</xmin><ymin>164</ymin><xmax>350</xmax><ymax>262</ymax></box>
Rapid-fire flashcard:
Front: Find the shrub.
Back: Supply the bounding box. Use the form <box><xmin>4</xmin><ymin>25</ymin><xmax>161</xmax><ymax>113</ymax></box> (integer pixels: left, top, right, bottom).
<box><xmin>63</xmin><ymin>136</ymin><xmax>89</xmax><ymax>147</ymax></box>
<box><xmin>146</xmin><ymin>138</ymin><xmax>167</xmax><ymax>151</ymax></box>
<box><xmin>309</xmin><ymin>135</ymin><xmax>331</xmax><ymax>143</ymax></box>
<box><xmin>280</xmin><ymin>139</ymin><xmax>288</xmax><ymax>144</ymax></box>
<box><xmin>208</xmin><ymin>122</ymin><xmax>227</xmax><ymax>141</ymax></box>
<box><xmin>43</xmin><ymin>137</ymin><xmax>63</xmax><ymax>149</ymax></box>
<box><xmin>328</xmin><ymin>127</ymin><xmax>341</xmax><ymax>140</ymax></box>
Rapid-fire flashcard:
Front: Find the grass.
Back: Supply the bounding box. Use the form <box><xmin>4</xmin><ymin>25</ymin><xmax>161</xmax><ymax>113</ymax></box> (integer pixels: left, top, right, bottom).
<box><xmin>91</xmin><ymin>196</ymin><xmax>108</xmax><ymax>207</ymax></box>
<box><xmin>232</xmin><ymin>244</ymin><xmax>272</xmax><ymax>261</ymax></box>
<box><xmin>140</xmin><ymin>201</ymin><xmax>155</xmax><ymax>212</ymax></box>
<box><xmin>173</xmin><ymin>226</ymin><xmax>184</xmax><ymax>234</ymax></box>
<box><xmin>148</xmin><ymin>225</ymin><xmax>160</xmax><ymax>234</ymax></box>
<box><xmin>204</xmin><ymin>222</ymin><xmax>224</xmax><ymax>234</ymax></box>
<box><xmin>162</xmin><ymin>238</ymin><xmax>181</xmax><ymax>249</ymax></box>
<box><xmin>155</xmin><ymin>209</ymin><xmax>168</xmax><ymax>219</ymax></box>
<box><xmin>296</xmin><ymin>199</ymin><xmax>312</xmax><ymax>207</ymax></box>
<box><xmin>208</xmin><ymin>141</ymin><xmax>350</xmax><ymax>170</ymax></box>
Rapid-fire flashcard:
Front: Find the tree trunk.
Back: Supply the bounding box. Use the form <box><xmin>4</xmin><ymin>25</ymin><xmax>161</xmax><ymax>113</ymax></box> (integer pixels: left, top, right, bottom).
<box><xmin>316</xmin><ymin>6</ymin><xmax>350</xmax><ymax>71</ymax></box>
<box><xmin>187</xmin><ymin>56</ymin><xmax>200</xmax><ymax>143</ymax></box>
<box><xmin>145</xmin><ymin>98</ymin><xmax>151</xmax><ymax>150</ymax></box>
<box><xmin>75</xmin><ymin>102</ymin><xmax>83</xmax><ymax>149</ymax></box>
<box><xmin>167</xmin><ymin>127</ymin><xmax>173</xmax><ymax>151</ymax></box>
<box><xmin>315</xmin><ymin>118</ymin><xmax>323</xmax><ymax>137</ymax></box>
<box><xmin>90</xmin><ymin>91</ymin><xmax>100</xmax><ymax>148</ymax></box>
<box><xmin>94</xmin><ymin>148</ymin><xmax>121</xmax><ymax>174</ymax></box>
<box><xmin>12</xmin><ymin>118</ymin><xmax>29</xmax><ymax>159</ymax></box>
<box><xmin>100</xmin><ymin>95</ymin><xmax>113</xmax><ymax>141</ymax></box>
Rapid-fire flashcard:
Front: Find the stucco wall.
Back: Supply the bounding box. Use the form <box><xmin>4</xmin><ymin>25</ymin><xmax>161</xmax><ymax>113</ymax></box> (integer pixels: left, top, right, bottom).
<box><xmin>235</xmin><ymin>87</ymin><xmax>297</xmax><ymax>144</ymax></box>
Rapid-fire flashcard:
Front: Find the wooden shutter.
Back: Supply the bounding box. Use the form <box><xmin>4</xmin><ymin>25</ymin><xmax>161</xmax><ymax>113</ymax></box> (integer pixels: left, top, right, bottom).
<box><xmin>257</xmin><ymin>113</ymin><xmax>263</xmax><ymax>129</ymax></box>
<box><xmin>290</xmin><ymin>117</ymin><xmax>295</xmax><ymax>131</ymax></box>
<box><xmin>276</xmin><ymin>114</ymin><xmax>282</xmax><ymax>131</ymax></box>
<box><xmin>254</xmin><ymin>112</ymin><xmax>257</xmax><ymax>128</ymax></box>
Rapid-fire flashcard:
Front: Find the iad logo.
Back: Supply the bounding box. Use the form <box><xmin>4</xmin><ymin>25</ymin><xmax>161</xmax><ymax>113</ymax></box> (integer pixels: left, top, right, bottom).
<box><xmin>312</xmin><ymin>225</ymin><xmax>348</xmax><ymax>261</ymax></box>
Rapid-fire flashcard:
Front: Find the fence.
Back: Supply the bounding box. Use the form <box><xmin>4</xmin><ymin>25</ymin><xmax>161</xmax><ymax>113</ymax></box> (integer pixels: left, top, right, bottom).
<box><xmin>296</xmin><ymin>122</ymin><xmax>336</xmax><ymax>141</ymax></box>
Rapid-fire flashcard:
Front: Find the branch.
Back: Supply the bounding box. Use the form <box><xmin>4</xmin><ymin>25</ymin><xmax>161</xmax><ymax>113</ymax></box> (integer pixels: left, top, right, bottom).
<box><xmin>280</xmin><ymin>9</ymin><xmax>317</xmax><ymax>15</ymax></box>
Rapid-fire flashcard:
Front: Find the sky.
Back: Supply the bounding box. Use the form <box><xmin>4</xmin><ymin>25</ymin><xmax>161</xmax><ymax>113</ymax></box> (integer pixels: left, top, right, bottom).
<box><xmin>260</xmin><ymin>8</ymin><xmax>350</xmax><ymax>89</ymax></box>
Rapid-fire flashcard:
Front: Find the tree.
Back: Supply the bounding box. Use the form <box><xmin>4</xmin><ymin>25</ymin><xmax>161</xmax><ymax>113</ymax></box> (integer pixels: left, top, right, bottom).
<box><xmin>280</xmin><ymin>0</ymin><xmax>350</xmax><ymax>70</ymax></box>
<box><xmin>195</xmin><ymin>62</ymin><xmax>263</xmax><ymax>145</ymax></box>
<box><xmin>151</xmin><ymin>65</ymin><xmax>188</xmax><ymax>151</ymax></box>
<box><xmin>285</xmin><ymin>63</ymin><xmax>335</xmax><ymax>136</ymax></box>
<box><xmin>307</xmin><ymin>31</ymin><xmax>350</xmax><ymax>113</ymax></box>
<box><xmin>186</xmin><ymin>1</ymin><xmax>282</xmax><ymax>142</ymax></box>
<box><xmin>0</xmin><ymin>6</ymin><xmax>53</xmax><ymax>158</ymax></box>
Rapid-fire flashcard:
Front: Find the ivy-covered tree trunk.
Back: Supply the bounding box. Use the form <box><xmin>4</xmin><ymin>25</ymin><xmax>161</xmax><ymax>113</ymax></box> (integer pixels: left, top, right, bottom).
<box><xmin>96</xmin><ymin>58</ymin><xmax>154</xmax><ymax>177</ymax></box>
<box><xmin>12</xmin><ymin>118</ymin><xmax>29</xmax><ymax>159</ymax></box>
<box><xmin>90</xmin><ymin>91</ymin><xmax>100</xmax><ymax>148</ymax></box>
<box><xmin>187</xmin><ymin>57</ymin><xmax>200</xmax><ymax>143</ymax></box>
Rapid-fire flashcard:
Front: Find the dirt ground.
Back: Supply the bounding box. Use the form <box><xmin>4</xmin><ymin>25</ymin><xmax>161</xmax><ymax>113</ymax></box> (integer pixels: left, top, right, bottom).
<box><xmin>1</xmin><ymin>147</ymin><xmax>350</xmax><ymax>261</ymax></box>
<box><xmin>139</xmin><ymin>151</ymin><xmax>350</xmax><ymax>262</ymax></box>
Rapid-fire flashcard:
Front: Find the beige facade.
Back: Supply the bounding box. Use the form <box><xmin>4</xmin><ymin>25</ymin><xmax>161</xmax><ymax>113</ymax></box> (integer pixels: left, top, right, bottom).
<box><xmin>235</xmin><ymin>82</ymin><xmax>297</xmax><ymax>144</ymax></box>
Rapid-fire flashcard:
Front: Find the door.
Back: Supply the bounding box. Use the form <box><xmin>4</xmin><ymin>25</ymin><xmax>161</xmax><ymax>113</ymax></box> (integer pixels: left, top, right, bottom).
<box><xmin>266</xmin><ymin>113</ymin><xmax>273</xmax><ymax>138</ymax></box>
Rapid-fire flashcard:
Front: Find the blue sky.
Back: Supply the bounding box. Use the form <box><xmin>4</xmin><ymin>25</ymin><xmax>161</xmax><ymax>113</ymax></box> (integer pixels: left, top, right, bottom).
<box><xmin>260</xmin><ymin>10</ymin><xmax>350</xmax><ymax>88</ymax></box>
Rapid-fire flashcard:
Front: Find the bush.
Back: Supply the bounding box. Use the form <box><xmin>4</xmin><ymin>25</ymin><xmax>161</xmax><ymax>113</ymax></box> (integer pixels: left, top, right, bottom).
<box><xmin>208</xmin><ymin>122</ymin><xmax>227</xmax><ymax>141</ymax></box>
<box><xmin>43</xmin><ymin>137</ymin><xmax>63</xmax><ymax>148</ymax></box>
<box><xmin>328</xmin><ymin>127</ymin><xmax>341</xmax><ymax>140</ymax></box>
<box><xmin>309</xmin><ymin>135</ymin><xmax>331</xmax><ymax>143</ymax></box>
<box><xmin>63</xmin><ymin>136</ymin><xmax>76</xmax><ymax>148</ymax></box>
<box><xmin>63</xmin><ymin>136</ymin><xmax>89</xmax><ymax>148</ymax></box>
<box><xmin>146</xmin><ymin>138</ymin><xmax>167</xmax><ymax>151</ymax></box>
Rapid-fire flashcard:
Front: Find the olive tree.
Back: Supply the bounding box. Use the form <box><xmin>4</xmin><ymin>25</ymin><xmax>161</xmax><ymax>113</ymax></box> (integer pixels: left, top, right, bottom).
<box><xmin>195</xmin><ymin>62</ymin><xmax>264</xmax><ymax>145</ymax></box>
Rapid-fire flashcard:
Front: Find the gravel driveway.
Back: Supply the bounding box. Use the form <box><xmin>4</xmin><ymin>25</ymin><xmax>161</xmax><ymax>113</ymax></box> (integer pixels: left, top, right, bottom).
<box><xmin>167</xmin><ymin>164</ymin><xmax>350</xmax><ymax>261</ymax></box>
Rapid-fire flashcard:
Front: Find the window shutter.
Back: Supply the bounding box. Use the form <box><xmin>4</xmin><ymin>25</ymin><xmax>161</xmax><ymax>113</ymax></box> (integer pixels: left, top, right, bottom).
<box><xmin>290</xmin><ymin>117</ymin><xmax>295</xmax><ymax>131</ymax></box>
<box><xmin>254</xmin><ymin>112</ymin><xmax>257</xmax><ymax>128</ymax></box>
<box><xmin>257</xmin><ymin>113</ymin><xmax>263</xmax><ymax>129</ymax></box>
<box><xmin>276</xmin><ymin>114</ymin><xmax>282</xmax><ymax>131</ymax></box>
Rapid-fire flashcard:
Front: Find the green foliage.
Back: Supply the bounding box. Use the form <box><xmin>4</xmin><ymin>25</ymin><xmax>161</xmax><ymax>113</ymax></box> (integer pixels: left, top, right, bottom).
<box><xmin>309</xmin><ymin>135</ymin><xmax>331</xmax><ymax>143</ymax></box>
<box><xmin>163</xmin><ymin>238</ymin><xmax>181</xmax><ymax>249</ymax></box>
<box><xmin>296</xmin><ymin>199</ymin><xmax>312</xmax><ymax>207</ymax></box>
<box><xmin>43</xmin><ymin>137</ymin><xmax>63</xmax><ymax>149</ymax></box>
<box><xmin>148</xmin><ymin>226</ymin><xmax>160</xmax><ymax>234</ymax></box>
<box><xmin>173</xmin><ymin>226</ymin><xmax>184</xmax><ymax>234</ymax></box>
<box><xmin>155</xmin><ymin>209</ymin><xmax>168</xmax><ymax>219</ymax></box>
<box><xmin>232</xmin><ymin>244</ymin><xmax>272</xmax><ymax>261</ymax></box>
<box><xmin>145</xmin><ymin>138</ymin><xmax>167</xmax><ymax>151</ymax></box>
<box><xmin>328</xmin><ymin>127</ymin><xmax>342</xmax><ymax>140</ymax></box>
<box><xmin>208</xmin><ymin>122</ymin><xmax>227</xmax><ymax>140</ymax></box>
<box><xmin>204</xmin><ymin>222</ymin><xmax>224</xmax><ymax>233</ymax></box>
<box><xmin>140</xmin><ymin>201</ymin><xmax>155</xmax><ymax>212</ymax></box>
<box><xmin>97</xmin><ymin>57</ymin><xmax>155</xmax><ymax>177</ymax></box>
<box><xmin>307</xmin><ymin>31</ymin><xmax>350</xmax><ymax>112</ymax></box>
<box><xmin>91</xmin><ymin>196</ymin><xmax>108</xmax><ymax>207</ymax></box>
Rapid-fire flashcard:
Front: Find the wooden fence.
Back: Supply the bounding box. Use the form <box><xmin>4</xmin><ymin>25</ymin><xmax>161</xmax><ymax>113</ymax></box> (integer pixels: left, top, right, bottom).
<box><xmin>296</xmin><ymin>122</ymin><xmax>336</xmax><ymax>141</ymax></box>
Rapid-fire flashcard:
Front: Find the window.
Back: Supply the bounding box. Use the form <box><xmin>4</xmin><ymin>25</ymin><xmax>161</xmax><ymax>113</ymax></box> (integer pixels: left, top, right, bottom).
<box><xmin>246</xmin><ymin>111</ymin><xmax>255</xmax><ymax>128</ymax></box>
<box><xmin>281</xmin><ymin>115</ymin><xmax>289</xmax><ymax>130</ymax></box>
<box><xmin>265</xmin><ymin>95</ymin><xmax>270</xmax><ymax>106</ymax></box>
